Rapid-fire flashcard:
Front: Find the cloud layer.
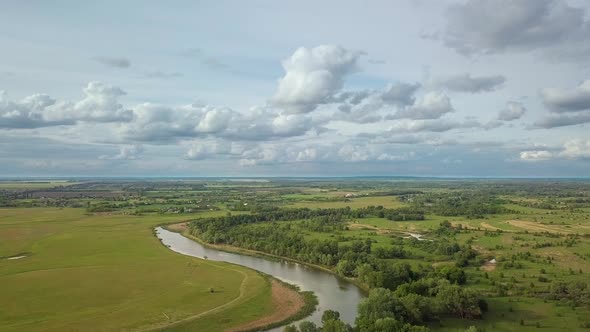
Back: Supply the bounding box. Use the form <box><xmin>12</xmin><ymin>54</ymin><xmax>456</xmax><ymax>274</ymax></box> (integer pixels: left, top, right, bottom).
<box><xmin>2</xmin><ymin>0</ymin><xmax>590</xmax><ymax>176</ymax></box>
<box><xmin>441</xmin><ymin>0</ymin><xmax>590</xmax><ymax>59</ymax></box>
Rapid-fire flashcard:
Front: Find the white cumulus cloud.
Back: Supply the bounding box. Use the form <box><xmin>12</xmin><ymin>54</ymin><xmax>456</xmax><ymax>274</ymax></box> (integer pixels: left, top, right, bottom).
<box><xmin>272</xmin><ymin>45</ymin><xmax>361</xmax><ymax>113</ymax></box>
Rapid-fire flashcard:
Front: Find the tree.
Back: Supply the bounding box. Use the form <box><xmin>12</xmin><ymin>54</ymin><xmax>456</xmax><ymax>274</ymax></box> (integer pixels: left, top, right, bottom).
<box><xmin>298</xmin><ymin>321</ymin><xmax>318</xmax><ymax>332</ymax></box>
<box><xmin>356</xmin><ymin>288</ymin><xmax>401</xmax><ymax>331</ymax></box>
<box><xmin>284</xmin><ymin>325</ymin><xmax>298</xmax><ymax>332</ymax></box>
<box><xmin>322</xmin><ymin>310</ymin><xmax>341</xmax><ymax>324</ymax></box>
<box><xmin>335</xmin><ymin>259</ymin><xmax>356</xmax><ymax>277</ymax></box>
<box><xmin>435</xmin><ymin>284</ymin><xmax>482</xmax><ymax>319</ymax></box>
<box><xmin>322</xmin><ymin>319</ymin><xmax>352</xmax><ymax>332</ymax></box>
<box><xmin>438</xmin><ymin>266</ymin><xmax>467</xmax><ymax>285</ymax></box>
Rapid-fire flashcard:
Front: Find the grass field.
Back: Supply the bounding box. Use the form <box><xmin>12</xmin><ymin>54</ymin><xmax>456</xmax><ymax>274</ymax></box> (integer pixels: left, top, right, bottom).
<box><xmin>0</xmin><ymin>208</ymin><xmax>275</xmax><ymax>332</ymax></box>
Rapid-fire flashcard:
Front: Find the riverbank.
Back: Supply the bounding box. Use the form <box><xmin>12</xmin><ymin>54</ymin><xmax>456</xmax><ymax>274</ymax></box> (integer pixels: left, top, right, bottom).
<box><xmin>230</xmin><ymin>279</ymin><xmax>317</xmax><ymax>332</ymax></box>
<box><xmin>158</xmin><ymin>223</ymin><xmax>319</xmax><ymax>331</ymax></box>
<box><xmin>163</xmin><ymin>222</ymin><xmax>370</xmax><ymax>293</ymax></box>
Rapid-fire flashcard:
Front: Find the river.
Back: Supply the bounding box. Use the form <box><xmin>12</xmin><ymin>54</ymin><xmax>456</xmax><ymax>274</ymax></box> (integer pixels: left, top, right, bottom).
<box><xmin>155</xmin><ymin>227</ymin><xmax>366</xmax><ymax>331</ymax></box>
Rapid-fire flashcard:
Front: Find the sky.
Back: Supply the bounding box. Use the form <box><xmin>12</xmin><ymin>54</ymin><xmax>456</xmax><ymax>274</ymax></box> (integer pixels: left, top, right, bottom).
<box><xmin>1</xmin><ymin>0</ymin><xmax>590</xmax><ymax>177</ymax></box>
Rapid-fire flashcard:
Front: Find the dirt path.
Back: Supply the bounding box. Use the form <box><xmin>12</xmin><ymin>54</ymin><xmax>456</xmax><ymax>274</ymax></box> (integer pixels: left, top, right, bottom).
<box><xmin>480</xmin><ymin>261</ymin><xmax>497</xmax><ymax>271</ymax></box>
<box><xmin>139</xmin><ymin>257</ymin><xmax>251</xmax><ymax>332</ymax></box>
<box><xmin>226</xmin><ymin>280</ymin><xmax>304</xmax><ymax>332</ymax></box>
<box><xmin>506</xmin><ymin>220</ymin><xmax>573</xmax><ymax>234</ymax></box>
<box><xmin>479</xmin><ymin>222</ymin><xmax>502</xmax><ymax>231</ymax></box>
<box><xmin>347</xmin><ymin>222</ymin><xmax>394</xmax><ymax>234</ymax></box>
<box><xmin>347</xmin><ymin>223</ymin><xmax>381</xmax><ymax>231</ymax></box>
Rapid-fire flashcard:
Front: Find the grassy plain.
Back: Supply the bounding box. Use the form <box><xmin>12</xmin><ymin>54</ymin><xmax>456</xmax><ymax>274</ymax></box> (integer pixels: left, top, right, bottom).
<box><xmin>0</xmin><ymin>208</ymin><xmax>275</xmax><ymax>332</ymax></box>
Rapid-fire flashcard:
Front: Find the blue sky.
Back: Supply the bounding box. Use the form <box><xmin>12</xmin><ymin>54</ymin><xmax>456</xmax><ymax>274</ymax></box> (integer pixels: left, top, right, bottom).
<box><xmin>1</xmin><ymin>0</ymin><xmax>590</xmax><ymax>176</ymax></box>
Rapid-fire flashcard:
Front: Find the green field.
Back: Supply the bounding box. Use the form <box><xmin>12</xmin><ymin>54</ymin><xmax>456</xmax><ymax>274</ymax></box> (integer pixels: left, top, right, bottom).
<box><xmin>0</xmin><ymin>208</ymin><xmax>274</xmax><ymax>332</ymax></box>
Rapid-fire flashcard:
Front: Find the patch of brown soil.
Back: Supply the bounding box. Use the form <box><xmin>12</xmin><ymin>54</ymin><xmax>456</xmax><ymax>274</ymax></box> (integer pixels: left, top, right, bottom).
<box><xmin>506</xmin><ymin>220</ymin><xmax>573</xmax><ymax>234</ymax></box>
<box><xmin>481</xmin><ymin>261</ymin><xmax>497</xmax><ymax>271</ymax></box>
<box><xmin>348</xmin><ymin>223</ymin><xmax>378</xmax><ymax>230</ymax></box>
<box><xmin>226</xmin><ymin>280</ymin><xmax>304</xmax><ymax>332</ymax></box>
<box><xmin>166</xmin><ymin>222</ymin><xmax>188</xmax><ymax>233</ymax></box>
<box><xmin>347</xmin><ymin>223</ymin><xmax>391</xmax><ymax>235</ymax></box>
<box><xmin>479</xmin><ymin>222</ymin><xmax>502</xmax><ymax>231</ymax></box>
<box><xmin>472</xmin><ymin>245</ymin><xmax>491</xmax><ymax>255</ymax></box>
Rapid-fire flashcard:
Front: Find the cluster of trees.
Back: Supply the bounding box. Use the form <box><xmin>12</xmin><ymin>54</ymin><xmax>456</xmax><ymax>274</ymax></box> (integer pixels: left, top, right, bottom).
<box><xmin>411</xmin><ymin>193</ymin><xmax>512</xmax><ymax>219</ymax></box>
<box><xmin>194</xmin><ymin>207</ymin><xmax>353</xmax><ymax>232</ymax></box>
<box><xmin>86</xmin><ymin>202</ymin><xmax>124</xmax><ymax>212</ymax></box>
<box><xmin>190</xmin><ymin>205</ymin><xmax>488</xmax><ymax>331</ymax></box>
<box><xmin>285</xmin><ymin>310</ymin><xmax>353</xmax><ymax>332</ymax></box>
<box><xmin>370</xmin><ymin>281</ymin><xmax>485</xmax><ymax>322</ymax></box>
<box><xmin>289</xmin><ymin>279</ymin><xmax>487</xmax><ymax>332</ymax></box>
<box><xmin>190</xmin><ymin>210</ymin><xmax>479</xmax><ymax>282</ymax></box>
<box><xmin>548</xmin><ymin>280</ymin><xmax>590</xmax><ymax>306</ymax></box>
<box><xmin>350</xmin><ymin>206</ymin><xmax>425</xmax><ymax>221</ymax></box>
<box><xmin>190</xmin><ymin>206</ymin><xmax>429</xmax><ymax>267</ymax></box>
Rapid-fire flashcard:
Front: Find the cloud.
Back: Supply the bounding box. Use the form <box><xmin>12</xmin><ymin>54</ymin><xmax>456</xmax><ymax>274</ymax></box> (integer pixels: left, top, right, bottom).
<box><xmin>560</xmin><ymin>139</ymin><xmax>590</xmax><ymax>159</ymax></box>
<box><xmin>0</xmin><ymin>82</ymin><xmax>131</xmax><ymax>129</ymax></box>
<box><xmin>387</xmin><ymin>92</ymin><xmax>453</xmax><ymax>120</ymax></box>
<box><xmin>380</xmin><ymin>82</ymin><xmax>421</xmax><ymax>106</ymax></box>
<box><xmin>498</xmin><ymin>101</ymin><xmax>526</xmax><ymax>121</ymax></box>
<box><xmin>272</xmin><ymin>45</ymin><xmax>362</xmax><ymax>113</ymax></box>
<box><xmin>331</xmin><ymin>82</ymin><xmax>421</xmax><ymax>123</ymax></box>
<box><xmin>69</xmin><ymin>82</ymin><xmax>134</xmax><ymax>123</ymax></box>
<box><xmin>120</xmin><ymin>102</ymin><xmax>316</xmax><ymax>143</ymax></box>
<box><xmin>533</xmin><ymin>79</ymin><xmax>590</xmax><ymax>128</ymax></box>
<box><xmin>271</xmin><ymin>114</ymin><xmax>313</xmax><ymax>136</ymax></box>
<box><xmin>0</xmin><ymin>91</ymin><xmax>74</xmax><ymax>128</ymax></box>
<box><xmin>368</xmin><ymin>134</ymin><xmax>433</xmax><ymax>145</ymax></box>
<box><xmin>434</xmin><ymin>73</ymin><xmax>505</xmax><ymax>93</ymax></box>
<box><xmin>332</xmin><ymin>82</ymin><xmax>421</xmax><ymax>108</ymax></box>
<box><xmin>238</xmin><ymin>145</ymin><xmax>287</xmax><ymax>166</ymax></box>
<box><xmin>518</xmin><ymin>139</ymin><xmax>590</xmax><ymax>161</ymax></box>
<box><xmin>439</xmin><ymin>0</ymin><xmax>590</xmax><ymax>58</ymax></box>
<box><xmin>93</xmin><ymin>56</ymin><xmax>131</xmax><ymax>68</ymax></box>
<box><xmin>99</xmin><ymin>145</ymin><xmax>143</xmax><ymax>160</ymax></box>
<box><xmin>185</xmin><ymin>141</ymin><xmax>235</xmax><ymax>160</ymax></box>
<box><xmin>196</xmin><ymin>108</ymin><xmax>233</xmax><ymax>133</ymax></box>
<box><xmin>520</xmin><ymin>150</ymin><xmax>553</xmax><ymax>161</ymax></box>
<box><xmin>533</xmin><ymin>111</ymin><xmax>590</xmax><ymax>128</ymax></box>
<box><xmin>338</xmin><ymin>106</ymin><xmax>383</xmax><ymax>124</ymax></box>
<box><xmin>386</xmin><ymin>119</ymin><xmax>481</xmax><ymax>133</ymax></box>
<box><xmin>541</xmin><ymin>79</ymin><xmax>590</xmax><ymax>112</ymax></box>
<box><xmin>237</xmin><ymin>142</ymin><xmax>415</xmax><ymax>166</ymax></box>
<box><xmin>337</xmin><ymin>144</ymin><xmax>414</xmax><ymax>162</ymax></box>
<box><xmin>179</xmin><ymin>48</ymin><xmax>230</xmax><ymax>70</ymax></box>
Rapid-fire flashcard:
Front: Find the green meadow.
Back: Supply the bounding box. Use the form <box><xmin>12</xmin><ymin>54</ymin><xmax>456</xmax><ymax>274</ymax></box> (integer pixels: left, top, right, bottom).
<box><xmin>0</xmin><ymin>208</ymin><xmax>273</xmax><ymax>332</ymax></box>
